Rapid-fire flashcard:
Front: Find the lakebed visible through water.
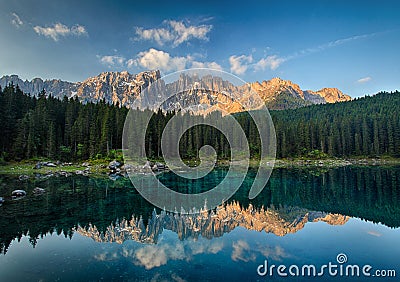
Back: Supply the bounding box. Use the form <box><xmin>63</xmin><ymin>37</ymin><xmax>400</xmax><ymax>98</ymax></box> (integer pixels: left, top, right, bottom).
<box><xmin>0</xmin><ymin>166</ymin><xmax>399</xmax><ymax>281</ymax></box>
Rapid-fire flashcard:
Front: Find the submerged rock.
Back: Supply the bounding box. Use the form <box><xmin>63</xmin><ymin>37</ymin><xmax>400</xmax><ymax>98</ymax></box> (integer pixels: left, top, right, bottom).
<box><xmin>109</xmin><ymin>173</ymin><xmax>122</xmax><ymax>181</ymax></box>
<box><xmin>57</xmin><ymin>171</ymin><xmax>72</xmax><ymax>177</ymax></box>
<box><xmin>34</xmin><ymin>172</ymin><xmax>54</xmax><ymax>179</ymax></box>
<box><xmin>75</xmin><ymin>170</ymin><xmax>89</xmax><ymax>176</ymax></box>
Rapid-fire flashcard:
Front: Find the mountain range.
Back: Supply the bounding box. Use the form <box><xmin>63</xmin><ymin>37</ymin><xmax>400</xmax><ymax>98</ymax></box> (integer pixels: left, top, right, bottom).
<box><xmin>0</xmin><ymin>71</ymin><xmax>351</xmax><ymax>111</ymax></box>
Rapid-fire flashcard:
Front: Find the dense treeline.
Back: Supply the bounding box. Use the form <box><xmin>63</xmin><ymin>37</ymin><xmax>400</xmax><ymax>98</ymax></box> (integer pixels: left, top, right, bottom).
<box><xmin>0</xmin><ymin>83</ymin><xmax>399</xmax><ymax>161</ymax></box>
<box><xmin>272</xmin><ymin>91</ymin><xmax>400</xmax><ymax>158</ymax></box>
<box><xmin>0</xmin><ymin>84</ymin><xmax>128</xmax><ymax>161</ymax></box>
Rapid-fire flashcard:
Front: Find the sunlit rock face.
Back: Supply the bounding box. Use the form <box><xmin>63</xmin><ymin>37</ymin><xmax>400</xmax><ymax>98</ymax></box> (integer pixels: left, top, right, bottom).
<box><xmin>250</xmin><ymin>77</ymin><xmax>351</xmax><ymax>109</ymax></box>
<box><xmin>76</xmin><ymin>202</ymin><xmax>349</xmax><ymax>244</ymax></box>
<box><xmin>76</xmin><ymin>71</ymin><xmax>160</xmax><ymax>107</ymax></box>
<box><xmin>309</xmin><ymin>87</ymin><xmax>352</xmax><ymax>103</ymax></box>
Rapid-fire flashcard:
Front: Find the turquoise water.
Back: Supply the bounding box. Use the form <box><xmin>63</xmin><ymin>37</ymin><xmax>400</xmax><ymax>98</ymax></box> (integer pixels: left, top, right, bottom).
<box><xmin>0</xmin><ymin>166</ymin><xmax>399</xmax><ymax>281</ymax></box>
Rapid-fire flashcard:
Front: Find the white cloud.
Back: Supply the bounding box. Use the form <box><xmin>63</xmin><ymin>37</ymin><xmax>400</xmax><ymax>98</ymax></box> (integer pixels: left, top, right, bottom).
<box><xmin>231</xmin><ymin>240</ymin><xmax>256</xmax><ymax>262</ymax></box>
<box><xmin>126</xmin><ymin>58</ymin><xmax>136</xmax><ymax>69</ymax></box>
<box><xmin>259</xmin><ymin>245</ymin><xmax>290</xmax><ymax>261</ymax></box>
<box><xmin>188</xmin><ymin>240</ymin><xmax>223</xmax><ymax>255</ymax></box>
<box><xmin>191</xmin><ymin>61</ymin><xmax>223</xmax><ymax>71</ymax></box>
<box><xmin>133</xmin><ymin>245</ymin><xmax>170</xmax><ymax>269</ymax></box>
<box><xmin>92</xmin><ymin>235</ymin><xmax>224</xmax><ymax>271</ymax></box>
<box><xmin>367</xmin><ymin>230</ymin><xmax>382</xmax><ymax>237</ymax></box>
<box><xmin>168</xmin><ymin>20</ymin><xmax>211</xmax><ymax>46</ymax></box>
<box><xmin>99</xmin><ymin>55</ymin><xmax>125</xmax><ymax>67</ymax></box>
<box><xmin>131</xmin><ymin>49</ymin><xmax>283</xmax><ymax>75</ymax></box>
<box><xmin>71</xmin><ymin>25</ymin><xmax>87</xmax><ymax>35</ymax></box>
<box><xmin>228</xmin><ymin>52</ymin><xmax>286</xmax><ymax>74</ymax></box>
<box><xmin>33</xmin><ymin>22</ymin><xmax>87</xmax><ymax>41</ymax></box>
<box><xmin>285</xmin><ymin>32</ymin><xmax>380</xmax><ymax>62</ymax></box>
<box><xmin>135</xmin><ymin>20</ymin><xmax>212</xmax><ymax>47</ymax></box>
<box><xmin>129</xmin><ymin>48</ymin><xmax>222</xmax><ymax>73</ymax></box>
<box><xmin>357</xmin><ymin>76</ymin><xmax>371</xmax><ymax>83</ymax></box>
<box><xmin>229</xmin><ymin>54</ymin><xmax>253</xmax><ymax>75</ymax></box>
<box><xmin>132</xmin><ymin>48</ymin><xmax>188</xmax><ymax>72</ymax></box>
<box><xmin>11</xmin><ymin>13</ymin><xmax>23</xmax><ymax>28</ymax></box>
<box><xmin>134</xmin><ymin>26</ymin><xmax>173</xmax><ymax>46</ymax></box>
<box><xmin>226</xmin><ymin>32</ymin><xmax>379</xmax><ymax>75</ymax></box>
<box><xmin>254</xmin><ymin>55</ymin><xmax>286</xmax><ymax>71</ymax></box>
<box><xmin>117</xmin><ymin>237</ymin><xmax>223</xmax><ymax>270</ymax></box>
<box><xmin>325</xmin><ymin>33</ymin><xmax>375</xmax><ymax>49</ymax></box>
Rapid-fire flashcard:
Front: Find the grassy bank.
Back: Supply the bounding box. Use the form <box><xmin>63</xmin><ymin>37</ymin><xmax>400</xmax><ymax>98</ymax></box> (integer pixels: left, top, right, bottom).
<box><xmin>0</xmin><ymin>161</ymin><xmax>110</xmax><ymax>176</ymax></box>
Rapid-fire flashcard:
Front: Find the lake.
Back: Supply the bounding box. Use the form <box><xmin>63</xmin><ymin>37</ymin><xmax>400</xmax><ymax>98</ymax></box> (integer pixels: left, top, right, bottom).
<box><xmin>0</xmin><ymin>166</ymin><xmax>399</xmax><ymax>281</ymax></box>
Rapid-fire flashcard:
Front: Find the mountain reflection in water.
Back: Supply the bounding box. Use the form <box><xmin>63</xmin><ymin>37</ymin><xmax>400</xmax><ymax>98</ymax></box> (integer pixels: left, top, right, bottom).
<box><xmin>76</xmin><ymin>203</ymin><xmax>348</xmax><ymax>244</ymax></box>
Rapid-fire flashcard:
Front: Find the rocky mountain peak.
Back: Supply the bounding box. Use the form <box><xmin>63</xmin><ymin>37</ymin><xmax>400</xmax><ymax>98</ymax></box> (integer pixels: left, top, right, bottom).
<box><xmin>249</xmin><ymin>77</ymin><xmax>352</xmax><ymax>109</ymax></box>
<box><xmin>312</xmin><ymin>87</ymin><xmax>351</xmax><ymax>103</ymax></box>
<box><xmin>75</xmin><ymin>70</ymin><xmax>161</xmax><ymax>106</ymax></box>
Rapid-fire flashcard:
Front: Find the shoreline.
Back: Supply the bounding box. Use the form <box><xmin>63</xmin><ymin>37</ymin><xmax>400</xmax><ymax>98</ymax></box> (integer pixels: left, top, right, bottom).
<box><xmin>0</xmin><ymin>158</ymin><xmax>399</xmax><ymax>178</ymax></box>
<box><xmin>273</xmin><ymin>158</ymin><xmax>400</xmax><ymax>168</ymax></box>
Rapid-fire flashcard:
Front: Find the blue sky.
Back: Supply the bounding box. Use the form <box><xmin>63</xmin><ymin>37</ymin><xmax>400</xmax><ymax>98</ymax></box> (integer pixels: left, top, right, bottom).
<box><xmin>1</xmin><ymin>0</ymin><xmax>399</xmax><ymax>97</ymax></box>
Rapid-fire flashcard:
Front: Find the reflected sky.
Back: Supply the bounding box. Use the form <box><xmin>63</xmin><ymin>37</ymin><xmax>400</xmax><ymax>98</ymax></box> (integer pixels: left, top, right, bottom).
<box><xmin>1</xmin><ymin>218</ymin><xmax>399</xmax><ymax>281</ymax></box>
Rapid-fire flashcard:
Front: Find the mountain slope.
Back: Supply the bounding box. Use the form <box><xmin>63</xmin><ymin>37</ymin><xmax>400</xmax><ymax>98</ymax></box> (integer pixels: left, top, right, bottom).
<box><xmin>76</xmin><ymin>70</ymin><xmax>160</xmax><ymax>106</ymax></box>
<box><xmin>0</xmin><ymin>75</ymin><xmax>76</xmax><ymax>98</ymax></box>
<box><xmin>0</xmin><ymin>71</ymin><xmax>161</xmax><ymax>108</ymax></box>
<box><xmin>251</xmin><ymin>77</ymin><xmax>351</xmax><ymax>110</ymax></box>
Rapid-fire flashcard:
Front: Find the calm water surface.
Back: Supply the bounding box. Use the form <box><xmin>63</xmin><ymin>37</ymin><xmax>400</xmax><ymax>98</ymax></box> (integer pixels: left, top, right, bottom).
<box><xmin>0</xmin><ymin>166</ymin><xmax>399</xmax><ymax>281</ymax></box>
